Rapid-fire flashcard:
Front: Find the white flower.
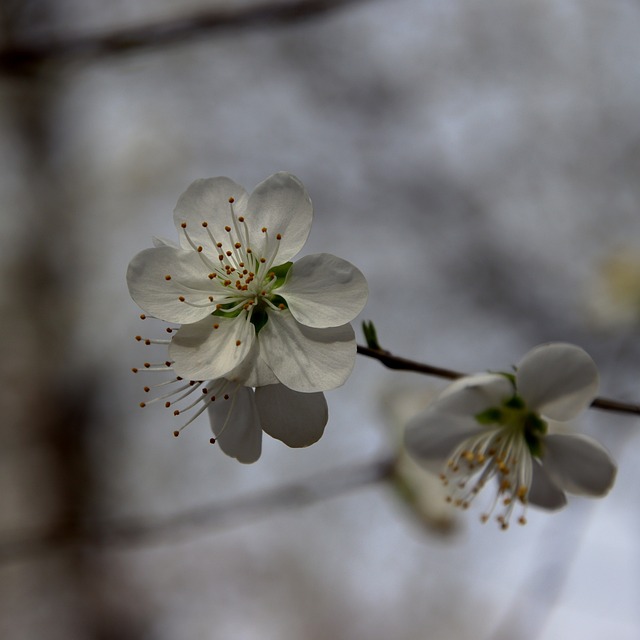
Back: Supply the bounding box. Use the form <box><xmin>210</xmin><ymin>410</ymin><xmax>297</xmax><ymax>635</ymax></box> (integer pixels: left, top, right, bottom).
<box><xmin>138</xmin><ymin>367</ymin><xmax>327</xmax><ymax>463</ymax></box>
<box><xmin>404</xmin><ymin>343</ymin><xmax>617</xmax><ymax>529</ymax></box>
<box><xmin>127</xmin><ymin>172</ymin><xmax>368</xmax><ymax>392</ymax></box>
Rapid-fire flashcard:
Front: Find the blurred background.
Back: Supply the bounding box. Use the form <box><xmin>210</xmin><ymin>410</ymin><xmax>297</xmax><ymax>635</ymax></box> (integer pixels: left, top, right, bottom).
<box><xmin>2</xmin><ymin>0</ymin><xmax>640</xmax><ymax>638</ymax></box>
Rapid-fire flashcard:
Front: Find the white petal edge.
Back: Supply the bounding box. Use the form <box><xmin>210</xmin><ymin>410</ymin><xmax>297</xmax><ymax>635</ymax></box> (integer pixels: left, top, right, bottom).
<box><xmin>404</xmin><ymin>409</ymin><xmax>484</xmax><ymax>474</ymax></box>
<box><xmin>516</xmin><ymin>343</ymin><xmax>599</xmax><ymax>421</ymax></box>
<box><xmin>126</xmin><ymin>246</ymin><xmax>216</xmax><ymax>324</ymax></box>
<box><xmin>259</xmin><ymin>311</ymin><xmax>356</xmax><ymax>392</ymax></box>
<box><xmin>542</xmin><ymin>433</ymin><xmax>617</xmax><ymax>496</ymax></box>
<box><xmin>208</xmin><ymin>386</ymin><xmax>262</xmax><ymax>463</ymax></box>
<box><xmin>244</xmin><ymin>172</ymin><xmax>313</xmax><ymax>263</ymax></box>
<box><xmin>173</xmin><ymin>177</ymin><xmax>249</xmax><ymax>252</ymax></box>
<box><xmin>255</xmin><ymin>384</ymin><xmax>328</xmax><ymax>447</ymax></box>
<box><xmin>225</xmin><ymin>341</ymin><xmax>279</xmax><ymax>387</ymax></box>
<box><xmin>278</xmin><ymin>253</ymin><xmax>369</xmax><ymax>328</ymax></box>
<box><xmin>169</xmin><ymin>315</ymin><xmax>255</xmax><ymax>381</ymax></box>
<box><xmin>527</xmin><ymin>459</ymin><xmax>567</xmax><ymax>510</ymax></box>
<box><xmin>435</xmin><ymin>373</ymin><xmax>515</xmax><ymax>417</ymax></box>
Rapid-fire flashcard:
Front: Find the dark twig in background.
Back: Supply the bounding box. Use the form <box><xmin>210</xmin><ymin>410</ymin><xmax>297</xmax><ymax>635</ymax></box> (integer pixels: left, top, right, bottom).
<box><xmin>0</xmin><ymin>0</ymin><xmax>371</xmax><ymax>74</ymax></box>
<box><xmin>0</xmin><ymin>456</ymin><xmax>395</xmax><ymax>565</ymax></box>
<box><xmin>357</xmin><ymin>344</ymin><xmax>640</xmax><ymax>416</ymax></box>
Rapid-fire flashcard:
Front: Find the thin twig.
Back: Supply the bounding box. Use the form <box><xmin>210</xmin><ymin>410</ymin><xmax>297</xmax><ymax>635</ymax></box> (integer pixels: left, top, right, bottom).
<box><xmin>357</xmin><ymin>344</ymin><xmax>640</xmax><ymax>417</ymax></box>
<box><xmin>0</xmin><ymin>455</ymin><xmax>395</xmax><ymax>564</ymax></box>
<box><xmin>0</xmin><ymin>0</ymin><xmax>371</xmax><ymax>74</ymax></box>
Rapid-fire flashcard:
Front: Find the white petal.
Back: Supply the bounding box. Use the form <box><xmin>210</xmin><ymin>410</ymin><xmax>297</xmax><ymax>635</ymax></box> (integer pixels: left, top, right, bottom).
<box><xmin>208</xmin><ymin>386</ymin><xmax>262</xmax><ymax>463</ymax></box>
<box><xmin>516</xmin><ymin>343</ymin><xmax>599</xmax><ymax>420</ymax></box>
<box><xmin>527</xmin><ymin>460</ymin><xmax>567</xmax><ymax>510</ymax></box>
<box><xmin>152</xmin><ymin>236</ymin><xmax>178</xmax><ymax>248</ymax></box>
<box><xmin>404</xmin><ymin>409</ymin><xmax>484</xmax><ymax>473</ymax></box>
<box><xmin>436</xmin><ymin>374</ymin><xmax>515</xmax><ymax>417</ymax></box>
<box><xmin>278</xmin><ymin>253</ymin><xmax>369</xmax><ymax>328</ymax></box>
<box><xmin>244</xmin><ymin>173</ymin><xmax>313</xmax><ymax>263</ymax></box>
<box><xmin>542</xmin><ymin>434</ymin><xmax>617</xmax><ymax>496</ymax></box>
<box><xmin>260</xmin><ymin>310</ymin><xmax>356</xmax><ymax>392</ymax></box>
<box><xmin>173</xmin><ymin>177</ymin><xmax>249</xmax><ymax>252</ymax></box>
<box><xmin>225</xmin><ymin>341</ymin><xmax>279</xmax><ymax>387</ymax></box>
<box><xmin>126</xmin><ymin>246</ymin><xmax>215</xmax><ymax>323</ymax></box>
<box><xmin>255</xmin><ymin>384</ymin><xmax>328</xmax><ymax>447</ymax></box>
<box><xmin>169</xmin><ymin>315</ymin><xmax>255</xmax><ymax>381</ymax></box>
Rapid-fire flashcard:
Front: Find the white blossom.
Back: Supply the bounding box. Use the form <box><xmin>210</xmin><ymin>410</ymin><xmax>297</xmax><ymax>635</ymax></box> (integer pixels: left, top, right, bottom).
<box><xmin>404</xmin><ymin>343</ymin><xmax>617</xmax><ymax>529</ymax></box>
<box><xmin>127</xmin><ymin>172</ymin><xmax>368</xmax><ymax>392</ymax></box>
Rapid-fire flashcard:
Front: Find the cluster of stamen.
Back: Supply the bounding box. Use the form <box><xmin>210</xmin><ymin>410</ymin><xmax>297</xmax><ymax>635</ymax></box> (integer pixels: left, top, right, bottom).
<box><xmin>166</xmin><ymin>197</ymin><xmax>286</xmax><ymax>324</ymax></box>
<box><xmin>440</xmin><ymin>423</ymin><xmax>533</xmax><ymax>530</ymax></box>
<box><xmin>132</xmin><ymin>316</ymin><xmax>240</xmax><ymax>443</ymax></box>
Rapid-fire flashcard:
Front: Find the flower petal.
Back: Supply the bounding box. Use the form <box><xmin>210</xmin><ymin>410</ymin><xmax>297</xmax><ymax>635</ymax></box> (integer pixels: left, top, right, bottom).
<box><xmin>255</xmin><ymin>384</ymin><xmax>328</xmax><ymax>447</ymax></box>
<box><xmin>435</xmin><ymin>373</ymin><xmax>515</xmax><ymax>417</ymax></box>
<box><xmin>126</xmin><ymin>246</ymin><xmax>216</xmax><ymax>323</ymax></box>
<box><xmin>225</xmin><ymin>341</ymin><xmax>279</xmax><ymax>387</ymax></box>
<box><xmin>542</xmin><ymin>434</ymin><xmax>617</xmax><ymax>496</ymax></box>
<box><xmin>169</xmin><ymin>315</ymin><xmax>255</xmax><ymax>381</ymax></box>
<box><xmin>404</xmin><ymin>409</ymin><xmax>484</xmax><ymax>473</ymax></box>
<box><xmin>278</xmin><ymin>253</ymin><xmax>369</xmax><ymax>328</ymax></box>
<box><xmin>516</xmin><ymin>343</ymin><xmax>599</xmax><ymax>420</ymax></box>
<box><xmin>244</xmin><ymin>173</ymin><xmax>312</xmax><ymax>263</ymax></box>
<box><xmin>208</xmin><ymin>386</ymin><xmax>262</xmax><ymax>463</ymax></box>
<box><xmin>527</xmin><ymin>459</ymin><xmax>567</xmax><ymax>510</ymax></box>
<box><xmin>173</xmin><ymin>177</ymin><xmax>249</xmax><ymax>252</ymax></box>
<box><xmin>260</xmin><ymin>310</ymin><xmax>356</xmax><ymax>392</ymax></box>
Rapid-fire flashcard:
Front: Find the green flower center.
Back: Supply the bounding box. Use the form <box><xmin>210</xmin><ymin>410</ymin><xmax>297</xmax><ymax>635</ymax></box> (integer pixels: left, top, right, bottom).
<box><xmin>475</xmin><ymin>394</ymin><xmax>547</xmax><ymax>457</ymax></box>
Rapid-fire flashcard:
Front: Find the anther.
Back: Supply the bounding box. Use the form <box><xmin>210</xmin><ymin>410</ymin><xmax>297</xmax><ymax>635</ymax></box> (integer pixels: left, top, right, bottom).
<box><xmin>208</xmin><ymin>273</ymin><xmax>216</xmax><ymax>279</ymax></box>
<box><xmin>173</xmin><ymin>430</ymin><xmax>180</xmax><ymax>437</ymax></box>
<box><xmin>276</xmin><ymin>233</ymin><xmax>282</xmax><ymax>240</ymax></box>
<box><xmin>139</xmin><ymin>402</ymin><xmax>146</xmax><ymax>408</ymax></box>
<box><xmin>234</xmin><ymin>242</ymin><xmax>241</xmax><ymax>249</ymax></box>
<box><xmin>225</xmin><ymin>225</ymin><xmax>231</xmax><ymax>232</ymax></box>
<box><xmin>261</xmin><ymin>227</ymin><xmax>267</xmax><ymax>233</ymax></box>
<box><xmin>259</xmin><ymin>257</ymin><xmax>266</xmax><ymax>263</ymax></box>
<box><xmin>173</xmin><ymin>410</ymin><xmax>180</xmax><ymax>416</ymax></box>
<box><xmin>144</xmin><ymin>386</ymin><xmax>150</xmax><ymax>392</ymax></box>
<box><xmin>228</xmin><ymin>197</ymin><xmax>235</xmax><ymax>203</ymax></box>
<box><xmin>197</xmin><ymin>246</ymin><xmax>203</xmax><ymax>252</ymax></box>
<box><xmin>210</xmin><ymin>437</ymin><xmax>216</xmax><ymax>444</ymax></box>
<box><xmin>179</xmin><ymin>296</ymin><xmax>186</xmax><ymax>302</ymax></box>
<box><xmin>181</xmin><ymin>222</ymin><xmax>187</xmax><ymax>228</ymax></box>
<box><xmin>165</xmin><ymin>275</ymin><xmax>171</xmax><ymax>280</ymax></box>
<box><xmin>226</xmin><ymin>251</ymin><xmax>232</xmax><ymax>257</ymax></box>
<box><xmin>236</xmin><ymin>340</ymin><xmax>241</xmax><ymax>346</ymax></box>
<box><xmin>131</xmin><ymin>368</ymin><xmax>139</xmax><ymax>373</ymax></box>
<box><xmin>224</xmin><ymin>394</ymin><xmax>230</xmax><ymax>400</ymax></box>
<box><xmin>213</xmin><ymin>323</ymin><xmax>219</xmax><ymax>329</ymax></box>
<box><xmin>238</xmin><ymin>216</ymin><xmax>244</xmax><ymax>222</ymax></box>
<box><xmin>165</xmin><ymin>361</ymin><xmax>171</xmax><ymax>367</ymax></box>
<box><xmin>202</xmin><ymin>221</ymin><xmax>208</xmax><ymax>227</ymax></box>
<box><xmin>135</xmin><ymin>335</ymin><xmax>142</xmax><ymax>341</ymax></box>
<box><xmin>139</xmin><ymin>314</ymin><xmax>146</xmax><ymax>320</ymax></box>
<box><xmin>165</xmin><ymin>401</ymin><xmax>171</xmax><ymax>408</ymax></box>
<box><xmin>166</xmin><ymin>327</ymin><xmax>173</xmax><ymax>333</ymax></box>
<box><xmin>144</xmin><ymin>363</ymin><xmax>151</xmax><ymax>368</ymax></box>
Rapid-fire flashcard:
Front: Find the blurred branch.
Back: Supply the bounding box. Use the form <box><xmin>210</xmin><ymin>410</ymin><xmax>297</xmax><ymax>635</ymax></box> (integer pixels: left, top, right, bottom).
<box><xmin>0</xmin><ymin>455</ymin><xmax>395</xmax><ymax>564</ymax></box>
<box><xmin>0</xmin><ymin>0</ymin><xmax>371</xmax><ymax>75</ymax></box>
<box><xmin>357</xmin><ymin>344</ymin><xmax>640</xmax><ymax>416</ymax></box>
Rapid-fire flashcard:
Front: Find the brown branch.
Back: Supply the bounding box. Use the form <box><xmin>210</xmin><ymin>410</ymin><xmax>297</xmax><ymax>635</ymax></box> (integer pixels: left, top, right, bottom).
<box><xmin>357</xmin><ymin>344</ymin><xmax>640</xmax><ymax>417</ymax></box>
<box><xmin>0</xmin><ymin>0</ymin><xmax>371</xmax><ymax>74</ymax></box>
<box><xmin>0</xmin><ymin>455</ymin><xmax>395</xmax><ymax>564</ymax></box>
